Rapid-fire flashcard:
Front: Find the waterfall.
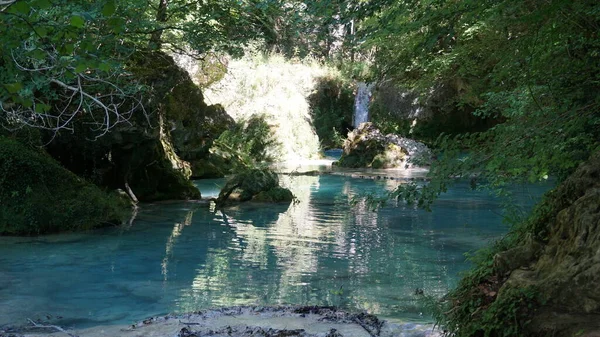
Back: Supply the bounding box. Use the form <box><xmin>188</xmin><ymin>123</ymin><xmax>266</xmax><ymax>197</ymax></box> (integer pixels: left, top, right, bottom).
<box><xmin>353</xmin><ymin>82</ymin><xmax>373</xmax><ymax>128</ymax></box>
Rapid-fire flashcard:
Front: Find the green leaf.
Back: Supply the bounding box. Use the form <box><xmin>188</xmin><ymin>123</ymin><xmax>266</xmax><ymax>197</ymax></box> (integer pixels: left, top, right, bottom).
<box><xmin>62</xmin><ymin>43</ymin><xmax>74</xmax><ymax>54</ymax></box>
<box><xmin>35</xmin><ymin>27</ymin><xmax>48</xmax><ymax>37</ymax></box>
<box><xmin>70</xmin><ymin>15</ymin><xmax>85</xmax><ymax>28</ymax></box>
<box><xmin>75</xmin><ymin>64</ymin><xmax>87</xmax><ymax>73</ymax></box>
<box><xmin>3</xmin><ymin>83</ymin><xmax>23</xmax><ymax>94</ymax></box>
<box><xmin>13</xmin><ymin>1</ymin><xmax>30</xmax><ymax>14</ymax></box>
<box><xmin>21</xmin><ymin>99</ymin><xmax>33</xmax><ymax>108</ymax></box>
<box><xmin>34</xmin><ymin>0</ymin><xmax>52</xmax><ymax>9</ymax></box>
<box><xmin>34</xmin><ymin>103</ymin><xmax>45</xmax><ymax>113</ymax></box>
<box><xmin>98</xmin><ymin>62</ymin><xmax>111</xmax><ymax>72</ymax></box>
<box><xmin>107</xmin><ymin>17</ymin><xmax>125</xmax><ymax>33</ymax></box>
<box><xmin>31</xmin><ymin>49</ymin><xmax>46</xmax><ymax>61</ymax></box>
<box><xmin>102</xmin><ymin>1</ymin><xmax>116</xmax><ymax>16</ymax></box>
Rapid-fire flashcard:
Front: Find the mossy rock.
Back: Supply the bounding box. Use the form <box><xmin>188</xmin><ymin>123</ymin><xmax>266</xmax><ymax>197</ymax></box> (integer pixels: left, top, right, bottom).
<box><xmin>128</xmin><ymin>51</ymin><xmax>234</xmax><ymax>163</ymax></box>
<box><xmin>443</xmin><ymin>150</ymin><xmax>600</xmax><ymax>337</ymax></box>
<box><xmin>216</xmin><ymin>168</ymin><xmax>294</xmax><ymax>205</ymax></box>
<box><xmin>337</xmin><ymin>123</ymin><xmax>422</xmax><ymax>169</ymax></box>
<box><xmin>253</xmin><ymin>187</ymin><xmax>295</xmax><ymax>202</ymax></box>
<box><xmin>43</xmin><ymin>51</ymin><xmax>214</xmax><ymax>201</ymax></box>
<box><xmin>0</xmin><ymin>137</ymin><xmax>131</xmax><ymax>235</ymax></box>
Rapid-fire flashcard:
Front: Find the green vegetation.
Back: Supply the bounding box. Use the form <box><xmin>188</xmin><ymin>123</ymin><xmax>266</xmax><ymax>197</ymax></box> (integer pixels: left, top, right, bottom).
<box><xmin>0</xmin><ymin>137</ymin><xmax>130</xmax><ymax>235</ymax></box>
<box><xmin>363</xmin><ymin>0</ymin><xmax>599</xmax><ymax>198</ymax></box>
<box><xmin>213</xmin><ymin>114</ymin><xmax>281</xmax><ymax>169</ymax></box>
<box><xmin>357</xmin><ymin>1</ymin><xmax>599</xmax><ymax>335</ymax></box>
<box><xmin>308</xmin><ymin>75</ymin><xmax>354</xmax><ymax>149</ymax></box>
<box><xmin>204</xmin><ymin>52</ymin><xmax>337</xmax><ymax>159</ymax></box>
<box><xmin>216</xmin><ymin>168</ymin><xmax>294</xmax><ymax>206</ymax></box>
<box><xmin>2</xmin><ymin>0</ymin><xmax>600</xmax><ymax>335</ymax></box>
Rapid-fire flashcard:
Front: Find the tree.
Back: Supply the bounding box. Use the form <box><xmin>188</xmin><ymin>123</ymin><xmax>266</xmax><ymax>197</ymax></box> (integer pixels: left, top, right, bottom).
<box><xmin>0</xmin><ymin>0</ymin><xmax>265</xmax><ymax>136</ymax></box>
<box><xmin>0</xmin><ymin>0</ymin><xmax>147</xmax><ymax>136</ymax></box>
<box><xmin>359</xmin><ymin>0</ymin><xmax>599</xmax><ymax>206</ymax></box>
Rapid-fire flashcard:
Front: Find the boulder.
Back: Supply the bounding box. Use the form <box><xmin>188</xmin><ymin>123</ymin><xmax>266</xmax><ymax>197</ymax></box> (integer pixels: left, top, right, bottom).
<box><xmin>127</xmin><ymin>51</ymin><xmax>234</xmax><ymax>178</ymax></box>
<box><xmin>44</xmin><ymin>51</ymin><xmax>237</xmax><ymax>200</ymax></box>
<box><xmin>336</xmin><ymin>123</ymin><xmax>430</xmax><ymax>169</ymax></box>
<box><xmin>216</xmin><ymin>168</ymin><xmax>294</xmax><ymax>205</ymax></box>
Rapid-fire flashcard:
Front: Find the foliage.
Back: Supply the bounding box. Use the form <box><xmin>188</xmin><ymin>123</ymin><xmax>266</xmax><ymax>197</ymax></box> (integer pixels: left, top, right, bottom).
<box><xmin>204</xmin><ymin>52</ymin><xmax>328</xmax><ymax>161</ymax></box>
<box><xmin>0</xmin><ymin>0</ymin><xmax>267</xmax><ymax>134</ymax></box>
<box><xmin>308</xmin><ymin>74</ymin><xmax>354</xmax><ymax>149</ymax></box>
<box><xmin>0</xmin><ymin>0</ymin><xmax>144</xmax><ymax>135</ymax></box>
<box><xmin>441</xmin><ymin>284</ymin><xmax>541</xmax><ymax>337</ymax></box>
<box><xmin>212</xmin><ymin>114</ymin><xmax>281</xmax><ymax>170</ymax></box>
<box><xmin>359</xmin><ymin>0</ymin><xmax>600</xmax><ymax>209</ymax></box>
<box><xmin>246</xmin><ymin>0</ymin><xmax>374</xmax><ymax>60</ymax></box>
<box><xmin>215</xmin><ymin>167</ymin><xmax>294</xmax><ymax>205</ymax></box>
<box><xmin>358</xmin><ymin>2</ymin><xmax>600</xmax><ymax>335</ymax></box>
<box><xmin>0</xmin><ymin>136</ymin><xmax>130</xmax><ymax>235</ymax></box>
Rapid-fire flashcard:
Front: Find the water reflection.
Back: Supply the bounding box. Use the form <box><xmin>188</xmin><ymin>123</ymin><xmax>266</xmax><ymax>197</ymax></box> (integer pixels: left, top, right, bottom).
<box><xmin>0</xmin><ymin>175</ymin><xmax>549</xmax><ymax>327</ymax></box>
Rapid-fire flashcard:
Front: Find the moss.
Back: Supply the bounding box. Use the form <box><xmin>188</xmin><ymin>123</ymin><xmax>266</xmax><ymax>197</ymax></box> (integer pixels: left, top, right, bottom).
<box><xmin>216</xmin><ymin>168</ymin><xmax>294</xmax><ymax>205</ymax></box>
<box><xmin>439</xmin><ymin>151</ymin><xmax>600</xmax><ymax>337</ymax></box>
<box><xmin>0</xmin><ymin>137</ymin><xmax>130</xmax><ymax>235</ymax></box>
<box><xmin>253</xmin><ymin>187</ymin><xmax>295</xmax><ymax>202</ymax></box>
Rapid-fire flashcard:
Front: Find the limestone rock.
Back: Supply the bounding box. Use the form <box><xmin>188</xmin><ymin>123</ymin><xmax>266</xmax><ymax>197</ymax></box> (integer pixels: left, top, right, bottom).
<box><xmin>495</xmin><ymin>150</ymin><xmax>600</xmax><ymax>336</ymax></box>
<box><xmin>43</xmin><ymin>51</ymin><xmax>238</xmax><ymax>200</ymax></box>
<box><xmin>336</xmin><ymin>123</ymin><xmax>431</xmax><ymax>169</ymax></box>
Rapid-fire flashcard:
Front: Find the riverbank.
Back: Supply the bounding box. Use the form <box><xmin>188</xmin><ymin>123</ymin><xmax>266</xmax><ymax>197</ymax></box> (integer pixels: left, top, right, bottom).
<box><xmin>1</xmin><ymin>306</ymin><xmax>440</xmax><ymax>337</ymax></box>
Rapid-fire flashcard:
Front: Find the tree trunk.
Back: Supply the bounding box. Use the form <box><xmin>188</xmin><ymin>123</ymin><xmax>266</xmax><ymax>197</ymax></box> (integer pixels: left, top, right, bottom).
<box><xmin>150</xmin><ymin>0</ymin><xmax>169</xmax><ymax>49</ymax></box>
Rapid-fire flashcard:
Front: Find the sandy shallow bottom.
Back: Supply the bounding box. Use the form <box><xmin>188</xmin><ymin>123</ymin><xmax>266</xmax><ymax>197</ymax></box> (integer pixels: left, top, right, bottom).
<box><xmin>2</xmin><ymin>306</ymin><xmax>441</xmax><ymax>337</ymax></box>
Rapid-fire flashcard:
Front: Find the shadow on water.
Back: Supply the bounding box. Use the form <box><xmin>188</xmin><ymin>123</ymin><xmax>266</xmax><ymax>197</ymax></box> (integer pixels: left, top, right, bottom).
<box><xmin>0</xmin><ymin>175</ymin><xmax>551</xmax><ymax>328</ymax></box>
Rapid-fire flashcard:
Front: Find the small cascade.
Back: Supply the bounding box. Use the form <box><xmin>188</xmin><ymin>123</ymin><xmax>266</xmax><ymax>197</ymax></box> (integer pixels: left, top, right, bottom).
<box><xmin>353</xmin><ymin>82</ymin><xmax>373</xmax><ymax>128</ymax></box>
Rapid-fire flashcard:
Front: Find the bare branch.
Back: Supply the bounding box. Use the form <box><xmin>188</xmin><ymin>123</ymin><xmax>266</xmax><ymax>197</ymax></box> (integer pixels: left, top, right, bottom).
<box><xmin>3</xmin><ymin>44</ymin><xmax>149</xmax><ymax>139</ymax></box>
<box><xmin>0</xmin><ymin>0</ymin><xmax>16</xmax><ymax>12</ymax></box>
<box><xmin>26</xmin><ymin>318</ymin><xmax>79</xmax><ymax>337</ymax></box>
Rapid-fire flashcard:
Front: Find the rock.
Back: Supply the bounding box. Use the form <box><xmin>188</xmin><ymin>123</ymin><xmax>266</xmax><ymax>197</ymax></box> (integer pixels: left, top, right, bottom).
<box><xmin>492</xmin><ymin>234</ymin><xmax>542</xmax><ymax>275</ymax></box>
<box><xmin>127</xmin><ymin>51</ymin><xmax>234</xmax><ymax>180</ymax></box>
<box><xmin>336</xmin><ymin>123</ymin><xmax>431</xmax><ymax>169</ymax></box>
<box><xmin>0</xmin><ymin>137</ymin><xmax>130</xmax><ymax>235</ymax></box>
<box><xmin>6</xmin><ymin>306</ymin><xmax>441</xmax><ymax>337</ymax></box>
<box><xmin>43</xmin><ymin>51</ymin><xmax>238</xmax><ymax>200</ymax></box>
<box><xmin>216</xmin><ymin>169</ymin><xmax>294</xmax><ymax>205</ymax></box>
<box><xmin>253</xmin><ymin>187</ymin><xmax>295</xmax><ymax>203</ymax></box>
<box><xmin>476</xmin><ymin>150</ymin><xmax>600</xmax><ymax>336</ymax></box>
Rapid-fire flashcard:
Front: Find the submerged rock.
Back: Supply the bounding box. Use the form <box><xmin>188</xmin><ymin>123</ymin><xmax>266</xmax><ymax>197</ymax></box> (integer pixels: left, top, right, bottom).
<box><xmin>336</xmin><ymin>123</ymin><xmax>431</xmax><ymax>169</ymax></box>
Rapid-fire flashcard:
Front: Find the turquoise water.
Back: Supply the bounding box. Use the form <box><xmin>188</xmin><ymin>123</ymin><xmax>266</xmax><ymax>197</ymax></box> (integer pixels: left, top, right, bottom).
<box><xmin>0</xmin><ymin>175</ymin><xmax>547</xmax><ymax>328</ymax></box>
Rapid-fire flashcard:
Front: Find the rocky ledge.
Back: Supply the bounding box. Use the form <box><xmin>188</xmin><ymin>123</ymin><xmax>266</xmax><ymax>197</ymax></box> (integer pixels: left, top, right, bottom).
<box><xmin>1</xmin><ymin>306</ymin><xmax>440</xmax><ymax>337</ymax></box>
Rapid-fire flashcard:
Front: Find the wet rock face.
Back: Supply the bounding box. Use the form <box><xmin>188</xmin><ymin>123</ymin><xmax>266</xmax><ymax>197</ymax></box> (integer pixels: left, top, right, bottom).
<box><xmin>336</xmin><ymin>123</ymin><xmax>431</xmax><ymax>169</ymax></box>
<box><xmin>500</xmin><ymin>150</ymin><xmax>600</xmax><ymax>336</ymax></box>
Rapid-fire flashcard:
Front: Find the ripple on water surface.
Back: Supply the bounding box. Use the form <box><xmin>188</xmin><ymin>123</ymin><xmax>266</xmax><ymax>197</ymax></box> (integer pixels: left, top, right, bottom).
<box><xmin>0</xmin><ymin>175</ymin><xmax>549</xmax><ymax>328</ymax></box>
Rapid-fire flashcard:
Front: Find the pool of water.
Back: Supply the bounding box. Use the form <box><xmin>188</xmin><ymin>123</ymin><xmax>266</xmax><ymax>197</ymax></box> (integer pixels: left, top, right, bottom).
<box><xmin>0</xmin><ymin>175</ymin><xmax>549</xmax><ymax>329</ymax></box>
